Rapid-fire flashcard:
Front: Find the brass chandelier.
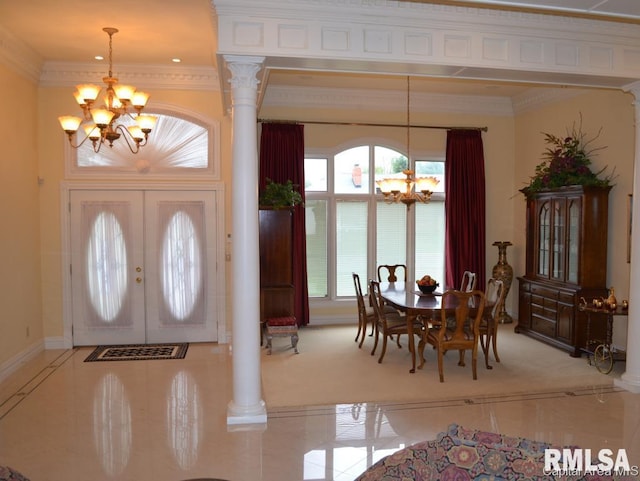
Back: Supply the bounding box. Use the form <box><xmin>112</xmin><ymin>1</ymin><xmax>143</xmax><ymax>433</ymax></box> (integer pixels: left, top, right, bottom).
<box><xmin>58</xmin><ymin>27</ymin><xmax>157</xmax><ymax>154</ymax></box>
<box><xmin>376</xmin><ymin>76</ymin><xmax>439</xmax><ymax>208</ymax></box>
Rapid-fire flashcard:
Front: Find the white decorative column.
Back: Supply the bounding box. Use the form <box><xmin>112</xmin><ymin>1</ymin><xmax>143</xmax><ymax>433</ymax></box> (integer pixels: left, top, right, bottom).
<box><xmin>616</xmin><ymin>82</ymin><xmax>640</xmax><ymax>394</ymax></box>
<box><xmin>226</xmin><ymin>55</ymin><xmax>268</xmax><ymax>424</ymax></box>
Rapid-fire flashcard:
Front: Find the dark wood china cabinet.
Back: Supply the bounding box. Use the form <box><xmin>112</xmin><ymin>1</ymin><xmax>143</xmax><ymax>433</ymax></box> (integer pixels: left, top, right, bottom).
<box><xmin>517</xmin><ymin>185</ymin><xmax>611</xmax><ymax>356</ymax></box>
<box><xmin>259</xmin><ymin>207</ymin><xmax>295</xmax><ymax>326</ymax></box>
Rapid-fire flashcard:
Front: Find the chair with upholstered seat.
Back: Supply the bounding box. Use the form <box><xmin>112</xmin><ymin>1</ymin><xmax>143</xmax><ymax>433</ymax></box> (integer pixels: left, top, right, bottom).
<box><xmin>369</xmin><ymin>279</ymin><xmax>423</xmax><ymax>364</ymax></box>
<box><xmin>460</xmin><ymin>271</ymin><xmax>477</xmax><ymax>292</ymax></box>
<box><xmin>352</xmin><ymin>272</ymin><xmax>400</xmax><ymax>348</ymax></box>
<box><xmin>479</xmin><ymin>278</ymin><xmax>506</xmax><ymax>369</ymax></box>
<box><xmin>377</xmin><ymin>264</ymin><xmax>407</xmax><ymax>283</ymax></box>
<box><xmin>376</xmin><ymin>264</ymin><xmax>408</xmax><ymax>346</ymax></box>
<box><xmin>352</xmin><ymin>272</ymin><xmax>375</xmax><ymax>348</ymax></box>
<box><xmin>424</xmin><ymin>289</ymin><xmax>486</xmax><ymax>382</ymax></box>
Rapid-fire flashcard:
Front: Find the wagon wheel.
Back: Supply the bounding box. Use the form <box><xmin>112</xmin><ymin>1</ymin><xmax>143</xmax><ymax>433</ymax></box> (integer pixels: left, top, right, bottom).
<box><xmin>593</xmin><ymin>344</ymin><xmax>613</xmax><ymax>374</ymax></box>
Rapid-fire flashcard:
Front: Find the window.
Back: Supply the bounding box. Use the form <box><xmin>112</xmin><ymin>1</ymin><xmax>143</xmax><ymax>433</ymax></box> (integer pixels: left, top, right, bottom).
<box><xmin>305</xmin><ymin>143</ymin><xmax>445</xmax><ymax>301</ymax></box>
<box><xmin>66</xmin><ymin>111</ymin><xmax>220</xmax><ymax>179</ymax></box>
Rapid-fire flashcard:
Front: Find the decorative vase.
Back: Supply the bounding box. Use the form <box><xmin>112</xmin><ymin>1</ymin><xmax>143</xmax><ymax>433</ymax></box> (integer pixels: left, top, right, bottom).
<box><xmin>606</xmin><ymin>287</ymin><xmax>617</xmax><ymax>310</ymax></box>
<box><xmin>491</xmin><ymin>241</ymin><xmax>514</xmax><ymax>323</ymax></box>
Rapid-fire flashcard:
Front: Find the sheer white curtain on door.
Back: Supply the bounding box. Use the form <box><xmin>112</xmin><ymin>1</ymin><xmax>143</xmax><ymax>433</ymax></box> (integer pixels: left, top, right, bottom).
<box><xmin>156</xmin><ymin>201</ymin><xmax>207</xmax><ymax>326</ymax></box>
<box><xmin>81</xmin><ymin>201</ymin><xmax>133</xmax><ymax>328</ymax></box>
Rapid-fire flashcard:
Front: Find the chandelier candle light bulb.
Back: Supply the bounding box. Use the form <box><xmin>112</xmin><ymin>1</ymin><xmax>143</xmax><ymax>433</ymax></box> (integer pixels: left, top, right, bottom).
<box><xmin>58</xmin><ymin>27</ymin><xmax>156</xmax><ymax>154</ymax></box>
<box><xmin>375</xmin><ymin>76</ymin><xmax>440</xmax><ymax>209</ymax></box>
<box><xmin>376</xmin><ymin>170</ymin><xmax>439</xmax><ymax>207</ymax></box>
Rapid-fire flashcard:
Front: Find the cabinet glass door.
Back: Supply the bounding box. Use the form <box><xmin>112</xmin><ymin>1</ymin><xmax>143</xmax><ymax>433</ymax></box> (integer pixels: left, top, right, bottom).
<box><xmin>537</xmin><ymin>201</ymin><xmax>550</xmax><ymax>277</ymax></box>
<box><xmin>567</xmin><ymin>198</ymin><xmax>580</xmax><ymax>283</ymax></box>
<box><xmin>552</xmin><ymin>200</ymin><xmax>565</xmax><ymax>280</ymax></box>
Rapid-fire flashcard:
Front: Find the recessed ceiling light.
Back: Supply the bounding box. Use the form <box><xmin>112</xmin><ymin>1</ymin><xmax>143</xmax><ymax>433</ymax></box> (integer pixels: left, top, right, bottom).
<box><xmin>95</xmin><ymin>55</ymin><xmax>104</xmax><ymax>61</ymax></box>
<box><xmin>172</xmin><ymin>58</ymin><xmax>181</xmax><ymax>63</ymax></box>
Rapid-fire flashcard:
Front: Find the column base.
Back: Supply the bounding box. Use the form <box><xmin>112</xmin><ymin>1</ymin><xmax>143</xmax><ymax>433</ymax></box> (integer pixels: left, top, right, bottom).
<box><xmin>227</xmin><ymin>399</ymin><xmax>267</xmax><ymax>425</ymax></box>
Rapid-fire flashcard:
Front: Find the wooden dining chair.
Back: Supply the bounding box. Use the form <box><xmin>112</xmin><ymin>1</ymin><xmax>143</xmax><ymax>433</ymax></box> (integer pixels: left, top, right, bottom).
<box><xmin>460</xmin><ymin>271</ymin><xmax>477</xmax><ymax>292</ymax></box>
<box><xmin>376</xmin><ymin>264</ymin><xmax>407</xmax><ymax>346</ymax></box>
<box><xmin>369</xmin><ymin>279</ymin><xmax>422</xmax><ymax>363</ymax></box>
<box><xmin>479</xmin><ymin>278</ymin><xmax>506</xmax><ymax>369</ymax></box>
<box><xmin>352</xmin><ymin>272</ymin><xmax>375</xmax><ymax>348</ymax></box>
<box><xmin>424</xmin><ymin>289</ymin><xmax>486</xmax><ymax>382</ymax></box>
<box><xmin>377</xmin><ymin>264</ymin><xmax>407</xmax><ymax>283</ymax></box>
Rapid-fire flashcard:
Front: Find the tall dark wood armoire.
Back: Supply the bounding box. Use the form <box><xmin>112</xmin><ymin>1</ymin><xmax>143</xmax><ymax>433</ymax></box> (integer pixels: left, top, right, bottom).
<box><xmin>516</xmin><ymin>185</ymin><xmax>611</xmax><ymax>357</ymax></box>
<box><xmin>259</xmin><ymin>208</ymin><xmax>295</xmax><ymax>326</ymax></box>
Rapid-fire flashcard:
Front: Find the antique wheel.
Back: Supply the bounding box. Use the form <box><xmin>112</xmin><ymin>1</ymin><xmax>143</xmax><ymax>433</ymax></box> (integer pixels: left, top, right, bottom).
<box><xmin>593</xmin><ymin>344</ymin><xmax>613</xmax><ymax>374</ymax></box>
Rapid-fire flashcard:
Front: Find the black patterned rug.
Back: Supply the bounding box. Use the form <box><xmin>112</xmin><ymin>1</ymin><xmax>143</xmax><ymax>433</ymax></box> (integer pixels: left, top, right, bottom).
<box><xmin>84</xmin><ymin>343</ymin><xmax>189</xmax><ymax>362</ymax></box>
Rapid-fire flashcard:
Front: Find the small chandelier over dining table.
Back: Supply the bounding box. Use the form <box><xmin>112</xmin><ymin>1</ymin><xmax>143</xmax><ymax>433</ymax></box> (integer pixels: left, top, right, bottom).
<box><xmin>58</xmin><ymin>27</ymin><xmax>157</xmax><ymax>154</ymax></box>
<box><xmin>376</xmin><ymin>76</ymin><xmax>440</xmax><ymax>208</ymax></box>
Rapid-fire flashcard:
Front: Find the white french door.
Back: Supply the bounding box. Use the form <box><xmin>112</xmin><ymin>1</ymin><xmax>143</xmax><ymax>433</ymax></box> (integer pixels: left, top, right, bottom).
<box><xmin>70</xmin><ymin>190</ymin><xmax>218</xmax><ymax>346</ymax></box>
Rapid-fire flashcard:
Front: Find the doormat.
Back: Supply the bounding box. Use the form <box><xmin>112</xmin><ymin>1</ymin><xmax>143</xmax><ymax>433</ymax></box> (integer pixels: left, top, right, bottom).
<box><xmin>84</xmin><ymin>343</ymin><xmax>189</xmax><ymax>362</ymax></box>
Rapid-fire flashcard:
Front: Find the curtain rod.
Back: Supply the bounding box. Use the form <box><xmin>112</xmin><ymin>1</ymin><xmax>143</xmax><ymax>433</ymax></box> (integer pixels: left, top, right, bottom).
<box><xmin>257</xmin><ymin>118</ymin><xmax>488</xmax><ymax>132</ymax></box>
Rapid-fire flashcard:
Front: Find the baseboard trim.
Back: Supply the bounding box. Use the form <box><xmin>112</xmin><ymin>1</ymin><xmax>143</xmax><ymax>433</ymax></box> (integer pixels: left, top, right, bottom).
<box><xmin>0</xmin><ymin>340</ymin><xmax>45</xmax><ymax>384</ymax></box>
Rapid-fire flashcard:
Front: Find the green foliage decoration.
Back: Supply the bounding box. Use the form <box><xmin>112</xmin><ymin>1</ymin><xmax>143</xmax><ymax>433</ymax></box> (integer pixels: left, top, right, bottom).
<box><xmin>259</xmin><ymin>178</ymin><xmax>303</xmax><ymax>208</ymax></box>
<box><xmin>523</xmin><ymin>116</ymin><xmax>615</xmax><ymax>193</ymax></box>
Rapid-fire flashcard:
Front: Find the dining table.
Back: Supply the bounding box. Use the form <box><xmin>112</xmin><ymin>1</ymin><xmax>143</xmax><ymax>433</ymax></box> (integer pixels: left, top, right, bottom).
<box><xmin>378</xmin><ymin>282</ymin><xmax>488</xmax><ymax>373</ymax></box>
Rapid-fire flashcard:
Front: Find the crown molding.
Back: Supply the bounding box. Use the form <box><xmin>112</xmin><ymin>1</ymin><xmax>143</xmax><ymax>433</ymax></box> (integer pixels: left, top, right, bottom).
<box><xmin>262</xmin><ymin>85</ymin><xmax>513</xmax><ymax>115</ymax></box>
<box><xmin>39</xmin><ymin>62</ymin><xmax>220</xmax><ymax>91</ymax></box>
<box><xmin>0</xmin><ymin>25</ymin><xmax>42</xmax><ymax>82</ymax></box>
<box><xmin>511</xmin><ymin>87</ymin><xmax>586</xmax><ymax>114</ymax></box>
<box><xmin>262</xmin><ymin>84</ymin><xmax>591</xmax><ymax>116</ymax></box>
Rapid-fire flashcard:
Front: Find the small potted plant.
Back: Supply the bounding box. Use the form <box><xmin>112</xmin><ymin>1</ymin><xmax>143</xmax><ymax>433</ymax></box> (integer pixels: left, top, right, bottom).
<box><xmin>259</xmin><ymin>178</ymin><xmax>303</xmax><ymax>209</ymax></box>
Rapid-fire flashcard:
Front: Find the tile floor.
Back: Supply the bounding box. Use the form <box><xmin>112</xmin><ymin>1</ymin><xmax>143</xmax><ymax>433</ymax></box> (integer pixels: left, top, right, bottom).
<box><xmin>0</xmin><ymin>341</ymin><xmax>639</xmax><ymax>481</ymax></box>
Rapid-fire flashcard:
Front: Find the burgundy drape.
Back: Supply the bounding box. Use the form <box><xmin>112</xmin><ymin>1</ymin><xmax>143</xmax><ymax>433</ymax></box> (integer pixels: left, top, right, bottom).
<box><xmin>445</xmin><ymin>129</ymin><xmax>486</xmax><ymax>291</ymax></box>
<box><xmin>259</xmin><ymin>123</ymin><xmax>310</xmax><ymax>326</ymax></box>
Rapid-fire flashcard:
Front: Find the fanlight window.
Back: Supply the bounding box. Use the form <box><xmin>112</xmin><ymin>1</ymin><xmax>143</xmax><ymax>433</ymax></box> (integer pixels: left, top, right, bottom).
<box><xmin>87</xmin><ymin>211</ymin><xmax>128</xmax><ymax>322</ymax></box>
<box><xmin>161</xmin><ymin>210</ymin><xmax>202</xmax><ymax>320</ymax></box>
<box><xmin>76</xmin><ymin>113</ymin><xmax>210</xmax><ymax>173</ymax></box>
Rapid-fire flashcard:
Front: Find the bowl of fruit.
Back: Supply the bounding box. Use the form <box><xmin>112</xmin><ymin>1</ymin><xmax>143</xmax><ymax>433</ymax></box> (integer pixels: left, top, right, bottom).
<box><xmin>416</xmin><ymin>275</ymin><xmax>439</xmax><ymax>294</ymax></box>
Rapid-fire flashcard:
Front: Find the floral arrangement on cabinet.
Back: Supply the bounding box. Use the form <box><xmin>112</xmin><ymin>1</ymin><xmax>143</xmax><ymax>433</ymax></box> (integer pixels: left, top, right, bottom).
<box><xmin>523</xmin><ymin>116</ymin><xmax>615</xmax><ymax>193</ymax></box>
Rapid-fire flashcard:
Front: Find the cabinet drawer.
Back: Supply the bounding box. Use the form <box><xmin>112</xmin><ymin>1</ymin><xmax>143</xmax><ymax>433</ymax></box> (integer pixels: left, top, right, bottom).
<box><xmin>531</xmin><ymin>295</ymin><xmax>556</xmax><ymax>309</ymax></box>
<box><xmin>558</xmin><ymin>292</ymin><xmax>575</xmax><ymax>304</ymax></box>
<box><xmin>531</xmin><ymin>284</ymin><xmax>559</xmax><ymax>299</ymax></box>
<box><xmin>531</xmin><ymin>304</ymin><xmax>556</xmax><ymax>319</ymax></box>
<box><xmin>532</xmin><ymin>315</ymin><xmax>556</xmax><ymax>337</ymax></box>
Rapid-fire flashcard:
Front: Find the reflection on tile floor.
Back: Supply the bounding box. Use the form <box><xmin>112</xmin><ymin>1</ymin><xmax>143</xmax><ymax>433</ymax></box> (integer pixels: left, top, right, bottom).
<box><xmin>0</xmin><ymin>343</ymin><xmax>638</xmax><ymax>480</ymax></box>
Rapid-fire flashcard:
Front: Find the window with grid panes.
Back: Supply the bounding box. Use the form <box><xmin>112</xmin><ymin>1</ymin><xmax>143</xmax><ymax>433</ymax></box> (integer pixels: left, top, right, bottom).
<box><xmin>304</xmin><ymin>143</ymin><xmax>445</xmax><ymax>301</ymax></box>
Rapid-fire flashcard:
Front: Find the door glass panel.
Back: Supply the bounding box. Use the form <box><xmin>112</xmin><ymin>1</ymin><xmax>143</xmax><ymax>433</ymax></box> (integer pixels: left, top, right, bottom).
<box><xmin>155</xmin><ymin>201</ymin><xmax>207</xmax><ymax>327</ymax></box>
<box><xmin>538</xmin><ymin>202</ymin><xmax>550</xmax><ymax>277</ymax></box>
<box><xmin>87</xmin><ymin>210</ymin><xmax>129</xmax><ymax>323</ymax></box>
<box><xmin>161</xmin><ymin>210</ymin><xmax>202</xmax><ymax>320</ymax></box>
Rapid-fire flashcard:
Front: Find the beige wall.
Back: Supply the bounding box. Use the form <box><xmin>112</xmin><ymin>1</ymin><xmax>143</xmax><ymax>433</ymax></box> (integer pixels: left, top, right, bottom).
<box><xmin>513</xmin><ymin>89</ymin><xmax>635</xmax><ymax>346</ymax></box>
<box><xmin>35</xmin><ymin>86</ymin><xmax>234</xmax><ymax>344</ymax></box>
<box><xmin>260</xmin><ymin>103</ymin><xmax>517</xmax><ymax>320</ymax></box>
<box><xmin>0</xmin><ymin>64</ymin><xmax>42</xmax><ymax>365</ymax></box>
<box><xmin>264</xmin><ymin>90</ymin><xmax>634</xmax><ymax>337</ymax></box>
<box><xmin>0</xmin><ymin>61</ymin><xmax>635</xmax><ymax>370</ymax></box>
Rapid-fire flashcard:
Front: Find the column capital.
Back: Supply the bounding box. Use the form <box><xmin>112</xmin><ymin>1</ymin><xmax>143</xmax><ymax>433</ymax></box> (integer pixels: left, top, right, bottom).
<box><xmin>224</xmin><ymin>55</ymin><xmax>265</xmax><ymax>90</ymax></box>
